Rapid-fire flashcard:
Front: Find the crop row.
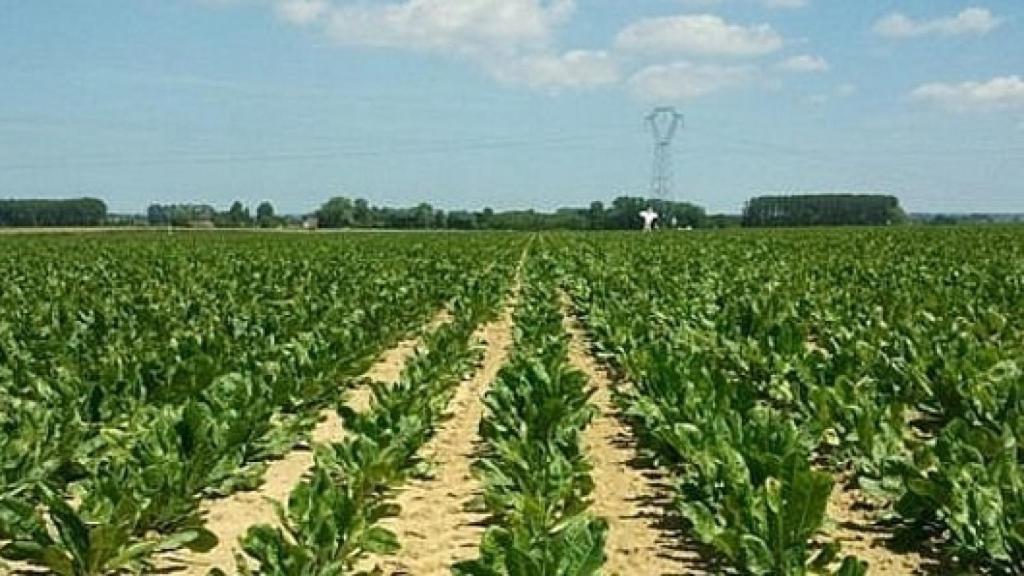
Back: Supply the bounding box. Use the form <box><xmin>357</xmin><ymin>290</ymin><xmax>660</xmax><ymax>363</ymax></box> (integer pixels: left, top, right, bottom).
<box><xmin>0</xmin><ymin>233</ymin><xmax>522</xmax><ymax>574</ymax></box>
<box><xmin>2</xmin><ymin>227</ymin><xmax>1022</xmax><ymax>575</ymax></box>
<box><xmin>454</xmin><ymin>254</ymin><xmax>606</xmax><ymax>575</ymax></box>
<box><xmin>230</xmin><ymin>260</ymin><xmax>511</xmax><ymax>574</ymax></box>
<box><xmin>556</xmin><ymin>227</ymin><xmax>1024</xmax><ymax>574</ymax></box>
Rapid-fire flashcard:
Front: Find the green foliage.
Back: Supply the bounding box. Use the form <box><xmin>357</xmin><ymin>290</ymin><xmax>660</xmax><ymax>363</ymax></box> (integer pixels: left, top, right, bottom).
<box><xmin>556</xmin><ymin>226</ymin><xmax>1024</xmax><ymax>574</ymax></box>
<box><xmin>4</xmin><ymin>226</ymin><xmax>1024</xmax><ymax>575</ymax></box>
<box><xmin>743</xmin><ymin>194</ymin><xmax>904</xmax><ymax>227</ymax></box>
<box><xmin>895</xmin><ymin>418</ymin><xmax>1024</xmax><ymax>572</ymax></box>
<box><xmin>453</xmin><ymin>515</ymin><xmax>607</xmax><ymax>576</ymax></box>
<box><xmin>455</xmin><ymin>255</ymin><xmax>607</xmax><ymax>575</ymax></box>
<box><xmin>0</xmin><ymin>232</ymin><xmax>522</xmax><ymax>572</ymax></box>
<box><xmin>236</xmin><ymin>258</ymin><xmax>511</xmax><ymax>575</ymax></box>
<box><xmin>0</xmin><ymin>198</ymin><xmax>107</xmax><ymax>227</ymax></box>
<box><xmin>237</xmin><ymin>467</ymin><xmax>398</xmax><ymax>576</ymax></box>
<box><xmin>682</xmin><ymin>455</ymin><xmax>838</xmax><ymax>575</ymax></box>
<box><xmin>314</xmin><ymin>196</ymin><xmax>707</xmax><ymax>230</ymax></box>
<box><xmin>146</xmin><ymin>203</ymin><xmax>217</xmax><ymax>227</ymax></box>
<box><xmin>255</xmin><ymin>201</ymin><xmax>277</xmax><ymax>228</ymax></box>
<box><xmin>0</xmin><ymin>495</ymin><xmax>216</xmax><ymax>576</ymax></box>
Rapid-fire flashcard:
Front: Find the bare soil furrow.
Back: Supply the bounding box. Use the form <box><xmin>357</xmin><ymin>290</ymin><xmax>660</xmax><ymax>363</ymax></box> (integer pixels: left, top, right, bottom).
<box><xmin>564</xmin><ymin>305</ymin><xmax>712</xmax><ymax>576</ymax></box>
<box><xmin>826</xmin><ymin>481</ymin><xmax>937</xmax><ymax>575</ymax></box>
<box><xmin>366</xmin><ymin>258</ymin><xmax>523</xmax><ymax>576</ymax></box>
<box><xmin>373</xmin><ymin>311</ymin><xmax>513</xmax><ymax>575</ymax></box>
<box><xmin>170</xmin><ymin>307</ymin><xmax>451</xmax><ymax>575</ymax></box>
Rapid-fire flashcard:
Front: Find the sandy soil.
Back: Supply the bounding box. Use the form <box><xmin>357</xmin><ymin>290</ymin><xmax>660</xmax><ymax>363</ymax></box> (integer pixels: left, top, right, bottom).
<box><xmin>370</xmin><ymin>308</ymin><xmax>515</xmax><ymax>575</ymax></box>
<box><xmin>826</xmin><ymin>480</ymin><xmax>936</xmax><ymax>575</ymax></box>
<box><xmin>166</xmin><ymin>307</ymin><xmax>452</xmax><ymax>576</ymax></box>
<box><xmin>563</xmin><ymin>305</ymin><xmax>712</xmax><ymax>576</ymax></box>
<box><xmin>360</xmin><ymin>309</ymin><xmax>454</xmax><ymax>392</ymax></box>
<box><xmin>365</xmin><ymin>270</ymin><xmax>522</xmax><ymax>575</ymax></box>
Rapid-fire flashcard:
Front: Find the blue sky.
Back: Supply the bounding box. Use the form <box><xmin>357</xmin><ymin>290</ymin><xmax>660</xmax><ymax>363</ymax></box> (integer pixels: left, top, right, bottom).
<box><xmin>1</xmin><ymin>0</ymin><xmax>1022</xmax><ymax>214</ymax></box>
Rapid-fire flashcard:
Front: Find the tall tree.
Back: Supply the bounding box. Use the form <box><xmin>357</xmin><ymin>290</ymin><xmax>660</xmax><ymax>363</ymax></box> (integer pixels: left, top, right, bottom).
<box><xmin>228</xmin><ymin>201</ymin><xmax>252</xmax><ymax>226</ymax></box>
<box><xmin>0</xmin><ymin>198</ymin><xmax>107</xmax><ymax>227</ymax></box>
<box><xmin>353</xmin><ymin>198</ymin><xmax>372</xmax><ymax>227</ymax></box>
<box><xmin>256</xmin><ymin>201</ymin><xmax>276</xmax><ymax>228</ymax></box>
<box><xmin>742</xmin><ymin>194</ymin><xmax>905</xmax><ymax>227</ymax></box>
<box><xmin>317</xmin><ymin>197</ymin><xmax>355</xmax><ymax>228</ymax></box>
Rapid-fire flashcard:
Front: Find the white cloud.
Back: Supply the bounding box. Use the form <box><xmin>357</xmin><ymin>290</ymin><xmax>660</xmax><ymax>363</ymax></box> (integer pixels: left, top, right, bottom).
<box><xmin>779</xmin><ymin>54</ymin><xmax>828</xmax><ymax>73</ymax></box>
<box><xmin>677</xmin><ymin>0</ymin><xmax>808</xmax><ymax>8</ymax></box>
<box><xmin>836</xmin><ymin>83</ymin><xmax>857</xmax><ymax>97</ymax></box>
<box><xmin>675</xmin><ymin>0</ymin><xmax>722</xmax><ymax>7</ymax></box>
<box><xmin>629</xmin><ymin>61</ymin><xmax>755</xmax><ymax>101</ymax></box>
<box><xmin>615</xmin><ymin>14</ymin><xmax>783</xmax><ymax>57</ymax></box>
<box><xmin>761</xmin><ymin>0</ymin><xmax>806</xmax><ymax>8</ymax></box>
<box><xmin>275</xmin><ymin>0</ymin><xmax>329</xmax><ymax>25</ymax></box>
<box><xmin>262</xmin><ymin>0</ymin><xmax>622</xmax><ymax>91</ymax></box>
<box><xmin>320</xmin><ymin>0</ymin><xmax>574</xmax><ymax>55</ymax></box>
<box><xmin>873</xmin><ymin>7</ymin><xmax>1002</xmax><ymax>39</ymax></box>
<box><xmin>912</xmin><ymin>76</ymin><xmax>1024</xmax><ymax>112</ymax></box>
<box><xmin>806</xmin><ymin>82</ymin><xmax>856</xmax><ymax>105</ymax></box>
<box><xmin>250</xmin><ymin>1</ymin><xmax>798</xmax><ymax>96</ymax></box>
<box><xmin>487</xmin><ymin>50</ymin><xmax>620</xmax><ymax>91</ymax></box>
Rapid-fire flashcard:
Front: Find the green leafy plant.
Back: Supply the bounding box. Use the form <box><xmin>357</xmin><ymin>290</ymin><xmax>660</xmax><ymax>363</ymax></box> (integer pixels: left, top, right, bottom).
<box><xmin>234</xmin><ymin>267</ymin><xmax>509</xmax><ymax>575</ymax></box>
<box><xmin>457</xmin><ymin>259</ymin><xmax>607</xmax><ymax>575</ymax></box>
<box><xmin>454</xmin><ymin>514</ymin><xmax>607</xmax><ymax>576</ymax></box>
<box><xmin>0</xmin><ymin>496</ymin><xmax>216</xmax><ymax>576</ymax></box>
<box><xmin>237</xmin><ymin>467</ymin><xmax>398</xmax><ymax>576</ymax></box>
<box><xmin>896</xmin><ymin>419</ymin><xmax>1024</xmax><ymax>572</ymax></box>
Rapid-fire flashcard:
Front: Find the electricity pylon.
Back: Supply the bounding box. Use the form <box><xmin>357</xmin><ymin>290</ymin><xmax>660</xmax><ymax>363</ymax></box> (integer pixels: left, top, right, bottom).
<box><xmin>646</xmin><ymin>107</ymin><xmax>684</xmax><ymax>200</ymax></box>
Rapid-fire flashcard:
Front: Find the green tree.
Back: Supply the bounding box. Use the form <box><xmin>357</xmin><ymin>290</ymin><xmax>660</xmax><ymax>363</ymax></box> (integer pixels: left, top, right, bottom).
<box><xmin>317</xmin><ymin>197</ymin><xmax>355</xmax><ymax>229</ymax></box>
<box><xmin>353</xmin><ymin>198</ymin><xmax>372</xmax><ymax>227</ymax></box>
<box><xmin>145</xmin><ymin>203</ymin><xmax>214</xmax><ymax>227</ymax></box>
<box><xmin>588</xmin><ymin>201</ymin><xmax>605</xmax><ymax>229</ymax></box>
<box><xmin>414</xmin><ymin>203</ymin><xmax>435</xmax><ymax>229</ymax></box>
<box><xmin>228</xmin><ymin>201</ymin><xmax>252</xmax><ymax>227</ymax></box>
<box><xmin>742</xmin><ymin>194</ymin><xmax>905</xmax><ymax>227</ymax></box>
<box><xmin>0</xmin><ymin>198</ymin><xmax>107</xmax><ymax>227</ymax></box>
<box><xmin>256</xmin><ymin>201</ymin><xmax>276</xmax><ymax>228</ymax></box>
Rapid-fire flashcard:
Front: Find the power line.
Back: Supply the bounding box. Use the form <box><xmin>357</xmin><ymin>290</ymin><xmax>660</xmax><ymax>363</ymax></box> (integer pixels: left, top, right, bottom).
<box><xmin>0</xmin><ymin>130</ymin><xmax>631</xmax><ymax>172</ymax></box>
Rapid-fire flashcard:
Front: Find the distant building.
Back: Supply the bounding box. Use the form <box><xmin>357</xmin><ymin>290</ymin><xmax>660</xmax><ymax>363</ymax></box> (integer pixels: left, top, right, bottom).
<box><xmin>303</xmin><ymin>216</ymin><xmax>319</xmax><ymax>230</ymax></box>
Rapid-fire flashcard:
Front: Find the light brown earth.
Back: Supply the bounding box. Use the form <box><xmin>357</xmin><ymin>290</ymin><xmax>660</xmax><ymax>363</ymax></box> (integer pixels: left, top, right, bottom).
<box><xmin>562</xmin><ymin>304</ymin><xmax>712</xmax><ymax>576</ymax></box>
<box><xmin>369</xmin><ymin>305</ymin><xmax>515</xmax><ymax>575</ymax></box>
<box><xmin>365</xmin><ymin>259</ymin><xmax>524</xmax><ymax>576</ymax></box>
<box><xmin>168</xmin><ymin>307</ymin><xmax>451</xmax><ymax>576</ymax></box>
<box><xmin>826</xmin><ymin>479</ymin><xmax>935</xmax><ymax>575</ymax></box>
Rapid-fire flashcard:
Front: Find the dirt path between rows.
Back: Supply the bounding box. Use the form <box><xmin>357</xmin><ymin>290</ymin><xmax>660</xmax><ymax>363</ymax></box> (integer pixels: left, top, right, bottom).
<box><xmin>826</xmin><ymin>480</ymin><xmax>936</xmax><ymax>575</ymax></box>
<box><xmin>365</xmin><ymin>253</ymin><xmax>525</xmax><ymax>576</ymax></box>
<box><xmin>170</xmin><ymin>307</ymin><xmax>451</xmax><ymax>576</ymax></box>
<box><xmin>563</xmin><ymin>303</ymin><xmax>711</xmax><ymax>576</ymax></box>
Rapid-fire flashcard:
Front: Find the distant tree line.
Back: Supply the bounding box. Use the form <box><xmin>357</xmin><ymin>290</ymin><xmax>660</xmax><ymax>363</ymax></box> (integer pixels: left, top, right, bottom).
<box><xmin>742</xmin><ymin>194</ymin><xmax>905</xmax><ymax>227</ymax></box>
<box><xmin>146</xmin><ymin>201</ymin><xmax>280</xmax><ymax>228</ymax></box>
<box><xmin>4</xmin><ymin>194</ymin><xmax>923</xmax><ymax>231</ymax></box>
<box><xmin>315</xmin><ymin>196</ymin><xmax>710</xmax><ymax>230</ymax></box>
<box><xmin>911</xmin><ymin>213</ymin><xmax>1024</xmax><ymax>226</ymax></box>
<box><xmin>0</xmin><ymin>198</ymin><xmax>107</xmax><ymax>227</ymax></box>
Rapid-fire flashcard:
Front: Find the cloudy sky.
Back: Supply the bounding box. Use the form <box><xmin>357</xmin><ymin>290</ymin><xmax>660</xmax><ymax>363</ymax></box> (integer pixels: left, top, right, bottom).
<box><xmin>1</xmin><ymin>0</ymin><xmax>1022</xmax><ymax>214</ymax></box>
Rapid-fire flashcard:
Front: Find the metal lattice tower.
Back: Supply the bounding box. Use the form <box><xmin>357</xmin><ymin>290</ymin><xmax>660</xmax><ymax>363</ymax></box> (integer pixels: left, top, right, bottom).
<box><xmin>646</xmin><ymin>107</ymin><xmax>684</xmax><ymax>200</ymax></box>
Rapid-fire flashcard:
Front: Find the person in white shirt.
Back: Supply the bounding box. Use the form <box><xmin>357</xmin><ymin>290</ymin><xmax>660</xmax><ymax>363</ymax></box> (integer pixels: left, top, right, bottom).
<box><xmin>639</xmin><ymin>208</ymin><xmax>658</xmax><ymax>231</ymax></box>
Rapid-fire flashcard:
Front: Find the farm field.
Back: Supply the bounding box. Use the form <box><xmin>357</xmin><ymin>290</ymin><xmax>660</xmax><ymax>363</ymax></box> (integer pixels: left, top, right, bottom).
<box><xmin>1</xmin><ymin>227</ymin><xmax>1023</xmax><ymax>575</ymax></box>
